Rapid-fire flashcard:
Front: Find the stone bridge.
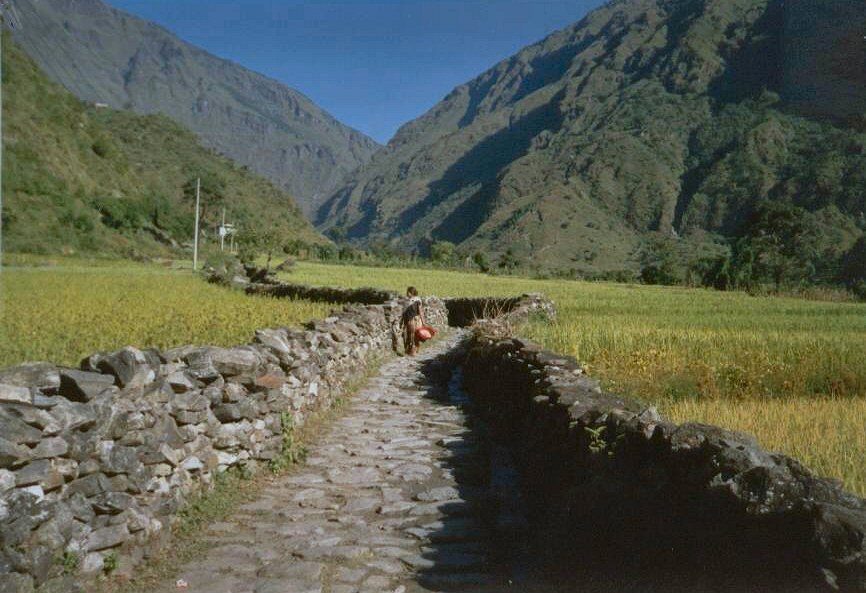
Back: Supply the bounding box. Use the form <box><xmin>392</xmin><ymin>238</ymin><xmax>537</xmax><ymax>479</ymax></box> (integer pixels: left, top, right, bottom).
<box><xmin>0</xmin><ymin>279</ymin><xmax>864</xmax><ymax>593</ymax></box>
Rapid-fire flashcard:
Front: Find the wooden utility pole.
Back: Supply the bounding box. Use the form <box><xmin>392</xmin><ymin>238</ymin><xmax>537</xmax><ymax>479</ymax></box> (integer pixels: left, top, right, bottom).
<box><xmin>220</xmin><ymin>207</ymin><xmax>226</xmax><ymax>252</ymax></box>
<box><xmin>193</xmin><ymin>177</ymin><xmax>201</xmax><ymax>271</ymax></box>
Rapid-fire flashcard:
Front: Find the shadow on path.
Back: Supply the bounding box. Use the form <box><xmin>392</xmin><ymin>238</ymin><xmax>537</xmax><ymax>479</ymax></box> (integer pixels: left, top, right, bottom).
<box><xmin>412</xmin><ymin>342</ymin><xmax>825</xmax><ymax>593</ymax></box>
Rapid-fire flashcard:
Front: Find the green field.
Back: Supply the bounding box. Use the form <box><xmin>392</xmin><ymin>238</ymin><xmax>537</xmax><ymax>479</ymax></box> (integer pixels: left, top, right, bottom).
<box><xmin>1</xmin><ymin>257</ymin><xmax>864</xmax><ymax>496</ymax></box>
<box><xmin>284</xmin><ymin>261</ymin><xmax>866</xmax><ymax>497</ymax></box>
<box><xmin>0</xmin><ymin>257</ymin><xmax>331</xmax><ymax>368</ymax></box>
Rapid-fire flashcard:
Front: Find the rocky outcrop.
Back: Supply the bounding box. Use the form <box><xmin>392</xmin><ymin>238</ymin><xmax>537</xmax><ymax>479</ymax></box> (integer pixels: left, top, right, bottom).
<box><xmin>462</xmin><ymin>327</ymin><xmax>866</xmax><ymax>592</ymax></box>
<box><xmin>0</xmin><ymin>298</ymin><xmax>448</xmax><ymax>590</ymax></box>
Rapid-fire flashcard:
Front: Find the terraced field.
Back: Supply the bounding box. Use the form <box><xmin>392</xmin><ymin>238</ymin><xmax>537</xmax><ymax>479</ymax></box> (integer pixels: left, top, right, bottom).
<box><xmin>285</xmin><ymin>261</ymin><xmax>866</xmax><ymax>496</ymax></box>
<box><xmin>1</xmin><ymin>256</ymin><xmax>863</xmax><ymax>495</ymax></box>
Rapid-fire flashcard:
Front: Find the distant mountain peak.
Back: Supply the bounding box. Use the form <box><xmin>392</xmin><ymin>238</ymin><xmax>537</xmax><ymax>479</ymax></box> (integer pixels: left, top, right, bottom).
<box><xmin>11</xmin><ymin>0</ymin><xmax>381</xmax><ymax>216</ymax></box>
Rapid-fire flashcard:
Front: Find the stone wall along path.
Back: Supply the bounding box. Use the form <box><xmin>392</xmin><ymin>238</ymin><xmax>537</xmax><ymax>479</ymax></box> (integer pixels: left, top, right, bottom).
<box><xmin>156</xmin><ymin>331</ymin><xmax>510</xmax><ymax>593</ymax></box>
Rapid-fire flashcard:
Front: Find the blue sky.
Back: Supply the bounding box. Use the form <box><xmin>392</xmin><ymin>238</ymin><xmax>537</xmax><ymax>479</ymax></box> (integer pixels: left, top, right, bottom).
<box><xmin>108</xmin><ymin>0</ymin><xmax>605</xmax><ymax>144</ymax></box>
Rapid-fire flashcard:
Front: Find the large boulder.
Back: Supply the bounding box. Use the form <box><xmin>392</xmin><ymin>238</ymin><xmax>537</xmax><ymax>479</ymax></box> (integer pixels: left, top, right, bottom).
<box><xmin>0</xmin><ymin>363</ymin><xmax>60</xmax><ymax>394</ymax></box>
<box><xmin>83</xmin><ymin>347</ymin><xmax>161</xmax><ymax>389</ymax></box>
<box><xmin>187</xmin><ymin>347</ymin><xmax>262</xmax><ymax>378</ymax></box>
<box><xmin>0</xmin><ymin>384</ymin><xmax>32</xmax><ymax>406</ymax></box>
<box><xmin>58</xmin><ymin>370</ymin><xmax>115</xmax><ymax>402</ymax></box>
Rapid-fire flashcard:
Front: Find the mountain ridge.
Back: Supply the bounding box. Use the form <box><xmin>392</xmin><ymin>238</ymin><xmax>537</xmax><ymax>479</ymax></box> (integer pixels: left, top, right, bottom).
<box><xmin>319</xmin><ymin>0</ymin><xmax>866</xmax><ymax>276</ymax></box>
<box><xmin>2</xmin><ymin>35</ymin><xmax>327</xmax><ymax>257</ymax></box>
<box><xmin>10</xmin><ymin>0</ymin><xmax>381</xmax><ymax>216</ymax></box>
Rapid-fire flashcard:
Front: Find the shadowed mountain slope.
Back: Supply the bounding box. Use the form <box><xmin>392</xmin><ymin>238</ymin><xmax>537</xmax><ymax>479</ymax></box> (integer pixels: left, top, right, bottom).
<box><xmin>320</xmin><ymin>0</ymin><xmax>866</xmax><ymax>275</ymax></box>
<box><xmin>11</xmin><ymin>0</ymin><xmax>380</xmax><ymax>216</ymax></box>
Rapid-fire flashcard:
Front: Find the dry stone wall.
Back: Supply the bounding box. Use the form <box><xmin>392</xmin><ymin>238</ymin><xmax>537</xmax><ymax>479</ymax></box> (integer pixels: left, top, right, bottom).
<box><xmin>0</xmin><ymin>293</ymin><xmax>447</xmax><ymax>591</ymax></box>
<box><xmin>5</xmin><ymin>276</ymin><xmax>865</xmax><ymax>593</ymax></box>
<box><xmin>246</xmin><ymin>283</ymin><xmax>397</xmax><ymax>305</ymax></box>
<box><xmin>462</xmin><ymin>328</ymin><xmax>866</xmax><ymax>592</ymax></box>
<box><xmin>444</xmin><ymin>293</ymin><xmax>556</xmax><ymax>327</ymax></box>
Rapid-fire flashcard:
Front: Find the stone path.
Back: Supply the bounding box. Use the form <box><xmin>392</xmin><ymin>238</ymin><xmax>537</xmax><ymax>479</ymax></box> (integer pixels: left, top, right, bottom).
<box><xmin>158</xmin><ymin>331</ymin><xmax>526</xmax><ymax>593</ymax></box>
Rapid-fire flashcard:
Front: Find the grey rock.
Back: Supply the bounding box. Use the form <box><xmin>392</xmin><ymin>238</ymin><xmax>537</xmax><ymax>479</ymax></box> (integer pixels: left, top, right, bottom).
<box><xmin>103</xmin><ymin>445</ymin><xmax>142</xmax><ymax>476</ymax></box>
<box><xmin>0</xmin><ymin>468</ymin><xmax>15</xmax><ymax>493</ymax></box>
<box><xmin>210</xmin><ymin>348</ymin><xmax>262</xmax><ymax>377</ymax></box>
<box><xmin>166</xmin><ymin>371</ymin><xmax>197</xmax><ymax>393</ymax></box>
<box><xmin>0</xmin><ymin>363</ymin><xmax>61</xmax><ymax>394</ymax></box>
<box><xmin>14</xmin><ymin>460</ymin><xmax>63</xmax><ymax>491</ymax></box>
<box><xmin>141</xmin><ymin>443</ymin><xmax>179</xmax><ymax>467</ymax></box>
<box><xmin>0</xmin><ymin>383</ymin><xmax>32</xmax><ymax>406</ymax></box>
<box><xmin>213</xmin><ymin>404</ymin><xmax>242</xmax><ymax>423</ymax></box>
<box><xmin>170</xmin><ymin>392</ymin><xmax>209</xmax><ymax>412</ymax></box>
<box><xmin>91</xmin><ymin>492</ymin><xmax>135</xmax><ymax>515</ymax></box>
<box><xmin>47</xmin><ymin>399</ymin><xmax>98</xmax><ymax>432</ymax></box>
<box><xmin>222</xmin><ymin>383</ymin><xmax>247</xmax><ymax>403</ymax></box>
<box><xmin>66</xmin><ymin>473</ymin><xmax>113</xmax><ymax>498</ymax></box>
<box><xmin>255</xmin><ymin>328</ymin><xmax>293</xmax><ymax>355</ymax></box>
<box><xmin>58</xmin><ymin>370</ymin><xmax>115</xmax><ymax>402</ymax></box>
<box><xmin>31</xmin><ymin>436</ymin><xmax>69</xmax><ymax>459</ymax></box>
<box><xmin>38</xmin><ymin>576</ymin><xmax>85</xmax><ymax>593</ymax></box>
<box><xmin>80</xmin><ymin>552</ymin><xmax>104</xmax><ymax>574</ymax></box>
<box><xmin>84</xmin><ymin>524</ymin><xmax>129</xmax><ymax>551</ymax></box>
<box><xmin>0</xmin><ymin>404</ymin><xmax>56</xmax><ymax>432</ymax></box>
<box><xmin>87</xmin><ymin>346</ymin><xmax>160</xmax><ymax>388</ymax></box>
<box><xmin>181</xmin><ymin>456</ymin><xmax>204</xmax><ymax>471</ymax></box>
<box><xmin>0</xmin><ymin>436</ymin><xmax>30</xmax><ymax>468</ymax></box>
<box><xmin>172</xmin><ymin>409</ymin><xmax>208</xmax><ymax>425</ymax></box>
<box><xmin>67</xmin><ymin>491</ymin><xmax>95</xmax><ymax>523</ymax></box>
<box><xmin>0</xmin><ymin>413</ymin><xmax>42</xmax><ymax>445</ymax></box>
<box><xmin>1</xmin><ymin>489</ymin><xmax>52</xmax><ymax>546</ymax></box>
<box><xmin>0</xmin><ymin>573</ymin><xmax>34</xmax><ymax>593</ymax></box>
<box><xmin>31</xmin><ymin>394</ymin><xmax>61</xmax><ymax>409</ymax></box>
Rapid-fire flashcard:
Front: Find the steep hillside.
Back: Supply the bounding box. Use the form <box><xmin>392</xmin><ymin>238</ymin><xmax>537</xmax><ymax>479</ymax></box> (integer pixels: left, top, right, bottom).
<box><xmin>1</xmin><ymin>37</ymin><xmax>326</xmax><ymax>257</ymax></box>
<box><xmin>320</xmin><ymin>0</ymin><xmax>866</xmax><ymax>275</ymax></box>
<box><xmin>11</xmin><ymin>0</ymin><xmax>380</xmax><ymax>215</ymax></box>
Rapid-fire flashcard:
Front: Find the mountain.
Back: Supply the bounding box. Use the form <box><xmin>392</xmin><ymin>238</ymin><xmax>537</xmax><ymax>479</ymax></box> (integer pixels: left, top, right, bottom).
<box><xmin>319</xmin><ymin>0</ymin><xmax>866</xmax><ymax>276</ymax></box>
<box><xmin>10</xmin><ymin>0</ymin><xmax>380</xmax><ymax>216</ymax></box>
<box><xmin>1</xmin><ymin>36</ymin><xmax>327</xmax><ymax>257</ymax></box>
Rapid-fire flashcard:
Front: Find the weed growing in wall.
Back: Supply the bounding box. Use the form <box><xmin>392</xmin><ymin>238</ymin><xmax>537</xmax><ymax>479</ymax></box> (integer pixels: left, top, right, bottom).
<box><xmin>269</xmin><ymin>412</ymin><xmax>308</xmax><ymax>474</ymax></box>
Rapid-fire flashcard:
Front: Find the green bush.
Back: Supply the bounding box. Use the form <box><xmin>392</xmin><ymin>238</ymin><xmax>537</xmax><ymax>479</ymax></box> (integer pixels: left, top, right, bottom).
<box><xmin>91</xmin><ymin>136</ymin><xmax>112</xmax><ymax>158</ymax></box>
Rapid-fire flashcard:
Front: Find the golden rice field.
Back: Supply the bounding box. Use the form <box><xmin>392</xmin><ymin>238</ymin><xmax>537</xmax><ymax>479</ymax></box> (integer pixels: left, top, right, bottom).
<box><xmin>1</xmin><ymin>256</ymin><xmax>864</xmax><ymax>496</ymax></box>
<box><xmin>0</xmin><ymin>256</ymin><xmax>331</xmax><ymax>368</ymax></box>
<box><xmin>284</xmin><ymin>261</ymin><xmax>866</xmax><ymax>496</ymax></box>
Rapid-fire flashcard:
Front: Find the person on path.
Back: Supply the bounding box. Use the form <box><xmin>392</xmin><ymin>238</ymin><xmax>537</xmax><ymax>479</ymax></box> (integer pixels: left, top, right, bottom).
<box><xmin>401</xmin><ymin>286</ymin><xmax>426</xmax><ymax>356</ymax></box>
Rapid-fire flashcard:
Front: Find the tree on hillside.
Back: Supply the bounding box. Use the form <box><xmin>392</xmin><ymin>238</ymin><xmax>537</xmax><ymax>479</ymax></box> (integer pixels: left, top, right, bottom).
<box><xmin>472</xmin><ymin>251</ymin><xmax>490</xmax><ymax>273</ymax></box>
<box><xmin>430</xmin><ymin>241</ymin><xmax>456</xmax><ymax>266</ymax></box>
<box><xmin>238</xmin><ymin>226</ymin><xmax>283</xmax><ymax>271</ymax></box>
<box><xmin>498</xmin><ymin>248</ymin><xmax>520</xmax><ymax>272</ymax></box>
<box><xmin>639</xmin><ymin>236</ymin><xmax>680</xmax><ymax>285</ymax></box>
<box><xmin>739</xmin><ymin>201</ymin><xmax>820</xmax><ymax>289</ymax></box>
<box><xmin>839</xmin><ymin>236</ymin><xmax>866</xmax><ymax>298</ymax></box>
<box><xmin>183</xmin><ymin>170</ymin><xmax>226</xmax><ymax>227</ymax></box>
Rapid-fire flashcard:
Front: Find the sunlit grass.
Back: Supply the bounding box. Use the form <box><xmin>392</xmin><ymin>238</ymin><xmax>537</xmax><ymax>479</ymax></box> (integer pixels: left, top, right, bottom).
<box><xmin>0</xmin><ymin>258</ymin><xmax>332</xmax><ymax>368</ymax></box>
<box><xmin>2</xmin><ymin>256</ymin><xmax>863</xmax><ymax>496</ymax></box>
<box><xmin>286</xmin><ymin>261</ymin><xmax>866</xmax><ymax>496</ymax></box>
<box><xmin>664</xmin><ymin>397</ymin><xmax>866</xmax><ymax>497</ymax></box>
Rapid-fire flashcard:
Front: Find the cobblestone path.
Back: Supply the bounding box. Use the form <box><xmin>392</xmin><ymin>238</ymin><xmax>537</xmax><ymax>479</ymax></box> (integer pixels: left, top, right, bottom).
<box><xmin>159</xmin><ymin>331</ymin><xmax>527</xmax><ymax>593</ymax></box>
